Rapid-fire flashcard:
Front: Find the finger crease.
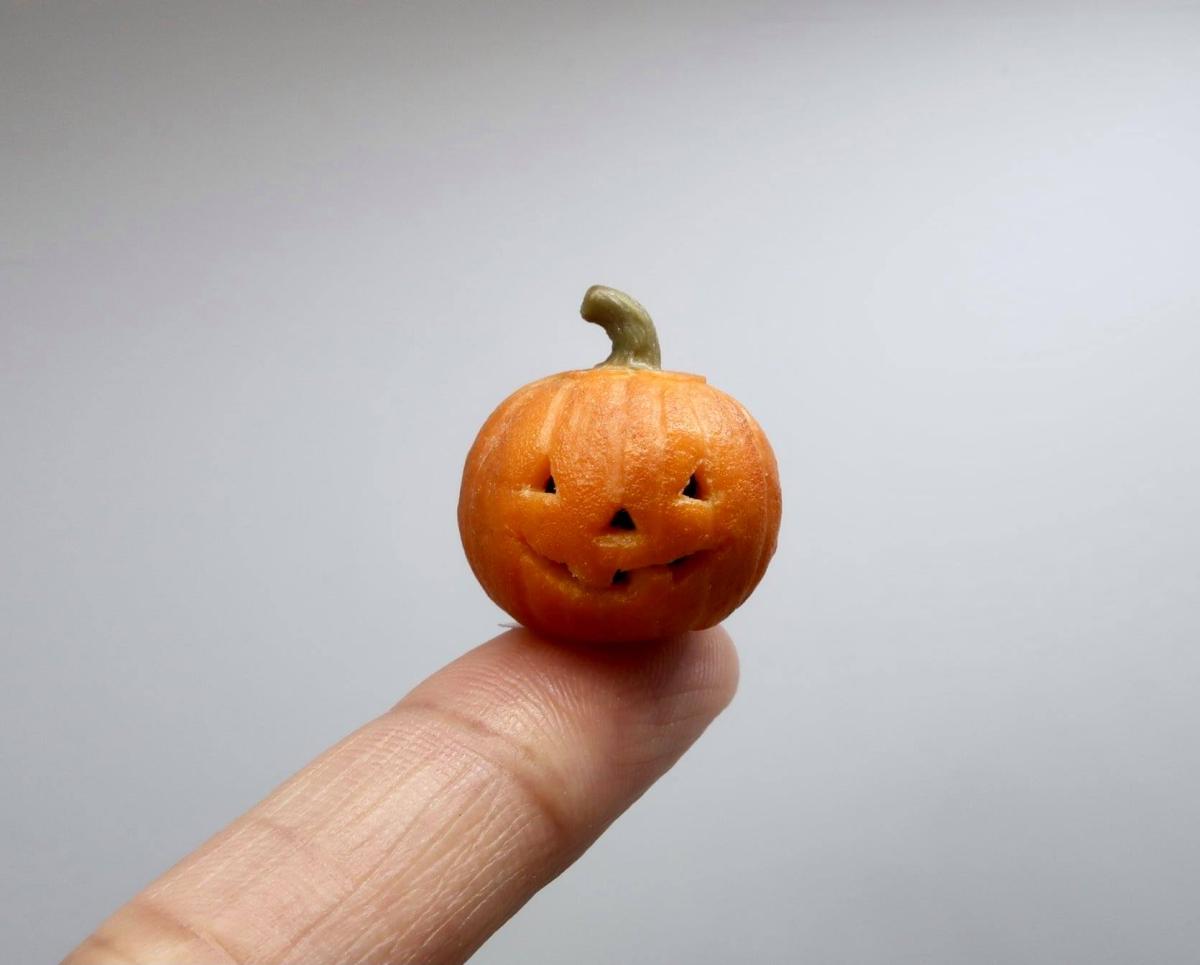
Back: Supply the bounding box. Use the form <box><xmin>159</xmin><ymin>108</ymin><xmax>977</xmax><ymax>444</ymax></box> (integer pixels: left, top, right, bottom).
<box><xmin>67</xmin><ymin>929</ymin><xmax>143</xmax><ymax>965</ymax></box>
<box><xmin>395</xmin><ymin>699</ymin><xmax>576</xmax><ymax>849</ymax></box>
<box><xmin>124</xmin><ymin>896</ymin><xmax>242</xmax><ymax>964</ymax></box>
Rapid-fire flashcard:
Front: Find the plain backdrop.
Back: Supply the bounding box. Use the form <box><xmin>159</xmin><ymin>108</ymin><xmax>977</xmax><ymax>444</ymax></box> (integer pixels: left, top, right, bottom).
<box><xmin>4</xmin><ymin>2</ymin><xmax>1200</xmax><ymax>962</ymax></box>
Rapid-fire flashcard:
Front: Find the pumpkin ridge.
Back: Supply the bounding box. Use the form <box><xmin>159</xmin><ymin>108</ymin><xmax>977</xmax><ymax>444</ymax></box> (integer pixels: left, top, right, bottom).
<box><xmin>609</xmin><ymin>374</ymin><xmax>630</xmax><ymax>523</ymax></box>
<box><xmin>684</xmin><ymin>383</ymin><xmax>718</xmax><ymax>620</ymax></box>
<box><xmin>736</xmin><ymin>394</ymin><xmax>778</xmax><ymax>600</ymax></box>
<box><xmin>534</xmin><ymin>376</ymin><xmax>574</xmax><ymax>456</ymax></box>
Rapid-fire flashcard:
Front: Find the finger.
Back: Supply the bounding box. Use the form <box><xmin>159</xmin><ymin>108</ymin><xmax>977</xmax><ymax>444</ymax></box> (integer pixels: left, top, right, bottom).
<box><xmin>64</xmin><ymin>626</ymin><xmax>739</xmax><ymax>965</ymax></box>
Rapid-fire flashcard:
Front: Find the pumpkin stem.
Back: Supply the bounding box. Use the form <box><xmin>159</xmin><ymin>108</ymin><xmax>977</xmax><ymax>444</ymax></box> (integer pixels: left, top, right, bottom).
<box><xmin>580</xmin><ymin>285</ymin><xmax>662</xmax><ymax>371</ymax></box>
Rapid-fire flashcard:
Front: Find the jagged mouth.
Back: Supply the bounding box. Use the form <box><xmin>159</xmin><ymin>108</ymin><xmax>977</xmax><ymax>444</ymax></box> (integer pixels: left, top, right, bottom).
<box><xmin>517</xmin><ymin>538</ymin><xmax>713</xmax><ymax>589</ymax></box>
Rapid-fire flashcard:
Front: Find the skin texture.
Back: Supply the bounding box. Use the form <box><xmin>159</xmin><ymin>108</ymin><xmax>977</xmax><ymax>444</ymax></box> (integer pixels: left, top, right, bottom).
<box><xmin>62</xmin><ymin>626</ymin><xmax>739</xmax><ymax>965</ymax></box>
<box><xmin>458</xmin><ymin>366</ymin><xmax>782</xmax><ymax>643</ymax></box>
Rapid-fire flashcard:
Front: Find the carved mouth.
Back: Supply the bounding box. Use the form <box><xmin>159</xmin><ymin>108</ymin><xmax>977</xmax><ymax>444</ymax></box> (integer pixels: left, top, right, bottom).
<box><xmin>611</xmin><ymin>554</ymin><xmax>699</xmax><ymax>586</ymax></box>
<box><xmin>517</xmin><ymin>537</ymin><xmax>711</xmax><ymax>589</ymax></box>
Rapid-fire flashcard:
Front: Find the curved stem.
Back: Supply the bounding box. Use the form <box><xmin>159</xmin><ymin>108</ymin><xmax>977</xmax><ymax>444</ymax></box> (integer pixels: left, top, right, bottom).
<box><xmin>580</xmin><ymin>285</ymin><xmax>662</xmax><ymax>370</ymax></box>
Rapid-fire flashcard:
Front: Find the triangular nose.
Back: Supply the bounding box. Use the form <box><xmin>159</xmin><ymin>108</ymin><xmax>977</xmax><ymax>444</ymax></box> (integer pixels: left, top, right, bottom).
<box><xmin>609</xmin><ymin>508</ymin><xmax>636</xmax><ymax>530</ymax></box>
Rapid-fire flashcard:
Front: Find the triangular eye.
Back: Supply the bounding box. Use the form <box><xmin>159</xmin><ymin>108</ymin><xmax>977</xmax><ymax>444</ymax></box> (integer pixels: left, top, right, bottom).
<box><xmin>682</xmin><ymin>473</ymin><xmax>702</xmax><ymax>499</ymax></box>
<box><xmin>543</xmin><ymin>475</ymin><xmax>556</xmax><ymax>494</ymax></box>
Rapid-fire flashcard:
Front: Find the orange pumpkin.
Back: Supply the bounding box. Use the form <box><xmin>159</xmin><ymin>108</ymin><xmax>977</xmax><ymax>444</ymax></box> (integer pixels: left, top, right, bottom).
<box><xmin>458</xmin><ymin>285</ymin><xmax>781</xmax><ymax>643</ymax></box>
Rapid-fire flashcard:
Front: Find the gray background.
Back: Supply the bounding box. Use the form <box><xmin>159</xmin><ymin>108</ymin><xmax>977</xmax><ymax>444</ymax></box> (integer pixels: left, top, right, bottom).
<box><xmin>4</xmin><ymin>2</ymin><xmax>1200</xmax><ymax>962</ymax></box>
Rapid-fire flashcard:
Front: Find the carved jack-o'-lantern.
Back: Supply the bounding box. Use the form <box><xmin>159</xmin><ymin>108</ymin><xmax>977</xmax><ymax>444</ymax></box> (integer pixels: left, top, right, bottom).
<box><xmin>458</xmin><ymin>286</ymin><xmax>781</xmax><ymax>643</ymax></box>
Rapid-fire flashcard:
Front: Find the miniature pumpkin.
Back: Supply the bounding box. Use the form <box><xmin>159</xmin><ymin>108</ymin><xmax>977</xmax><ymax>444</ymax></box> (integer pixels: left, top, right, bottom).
<box><xmin>458</xmin><ymin>285</ymin><xmax>781</xmax><ymax>643</ymax></box>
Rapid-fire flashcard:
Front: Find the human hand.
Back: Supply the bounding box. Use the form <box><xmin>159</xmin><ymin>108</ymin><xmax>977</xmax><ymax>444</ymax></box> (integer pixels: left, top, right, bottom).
<box><xmin>64</xmin><ymin>626</ymin><xmax>738</xmax><ymax>964</ymax></box>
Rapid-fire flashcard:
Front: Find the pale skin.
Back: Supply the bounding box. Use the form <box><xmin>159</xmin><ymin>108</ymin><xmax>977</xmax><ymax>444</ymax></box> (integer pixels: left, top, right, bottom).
<box><xmin>63</xmin><ymin>625</ymin><xmax>739</xmax><ymax>964</ymax></box>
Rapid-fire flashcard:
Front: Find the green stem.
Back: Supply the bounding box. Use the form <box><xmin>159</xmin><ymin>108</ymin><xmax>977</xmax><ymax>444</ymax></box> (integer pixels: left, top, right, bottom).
<box><xmin>580</xmin><ymin>285</ymin><xmax>662</xmax><ymax>371</ymax></box>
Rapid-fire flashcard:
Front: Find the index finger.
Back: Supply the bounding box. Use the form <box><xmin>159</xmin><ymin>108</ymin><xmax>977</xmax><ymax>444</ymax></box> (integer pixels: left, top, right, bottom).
<box><xmin>64</xmin><ymin>626</ymin><xmax>739</xmax><ymax>965</ymax></box>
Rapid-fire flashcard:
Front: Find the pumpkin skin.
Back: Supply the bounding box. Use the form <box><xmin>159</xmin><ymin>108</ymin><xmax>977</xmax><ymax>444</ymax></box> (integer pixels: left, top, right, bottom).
<box><xmin>458</xmin><ymin>287</ymin><xmax>781</xmax><ymax>644</ymax></box>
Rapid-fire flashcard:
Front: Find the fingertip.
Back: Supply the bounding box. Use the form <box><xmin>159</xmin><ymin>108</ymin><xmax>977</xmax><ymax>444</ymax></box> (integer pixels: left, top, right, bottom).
<box><xmin>481</xmin><ymin>623</ymin><xmax>738</xmax><ymax>707</ymax></box>
<box><xmin>690</xmin><ymin>623</ymin><xmax>741</xmax><ymax>715</ymax></box>
<box><xmin>473</xmin><ymin>623</ymin><xmax>741</xmax><ymax>749</ymax></box>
